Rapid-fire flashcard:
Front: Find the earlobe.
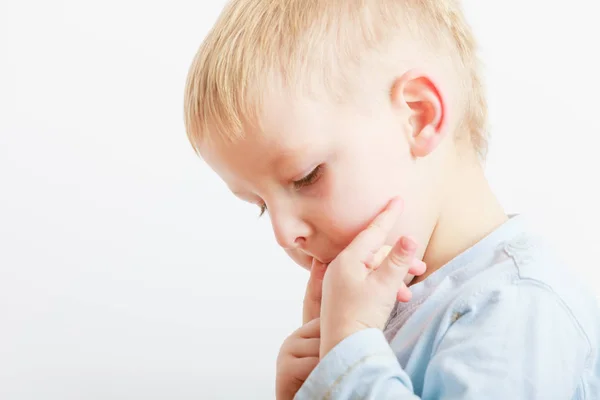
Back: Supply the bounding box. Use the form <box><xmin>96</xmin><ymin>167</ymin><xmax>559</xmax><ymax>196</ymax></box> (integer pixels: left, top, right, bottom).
<box><xmin>390</xmin><ymin>70</ymin><xmax>447</xmax><ymax>158</ymax></box>
<box><xmin>411</xmin><ymin>125</ymin><xmax>439</xmax><ymax>157</ymax></box>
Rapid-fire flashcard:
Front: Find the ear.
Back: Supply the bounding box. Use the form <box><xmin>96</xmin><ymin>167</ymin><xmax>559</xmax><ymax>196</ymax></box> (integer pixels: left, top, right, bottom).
<box><xmin>390</xmin><ymin>69</ymin><xmax>447</xmax><ymax>158</ymax></box>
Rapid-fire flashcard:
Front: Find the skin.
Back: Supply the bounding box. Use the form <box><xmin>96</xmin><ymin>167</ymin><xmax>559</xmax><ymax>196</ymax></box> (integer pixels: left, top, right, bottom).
<box><xmin>200</xmin><ymin>69</ymin><xmax>508</xmax><ymax>284</ymax></box>
<box><xmin>276</xmin><ymin>222</ymin><xmax>424</xmax><ymax>400</ymax></box>
<box><xmin>200</xmin><ymin>67</ymin><xmax>508</xmax><ymax>399</ymax></box>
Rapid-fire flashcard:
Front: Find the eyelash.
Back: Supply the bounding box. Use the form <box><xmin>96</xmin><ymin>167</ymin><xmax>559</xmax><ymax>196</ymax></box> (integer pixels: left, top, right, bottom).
<box><xmin>259</xmin><ymin>203</ymin><xmax>267</xmax><ymax>217</ymax></box>
<box><xmin>293</xmin><ymin>164</ymin><xmax>323</xmax><ymax>190</ymax></box>
<box><xmin>258</xmin><ymin>165</ymin><xmax>324</xmax><ymax>217</ymax></box>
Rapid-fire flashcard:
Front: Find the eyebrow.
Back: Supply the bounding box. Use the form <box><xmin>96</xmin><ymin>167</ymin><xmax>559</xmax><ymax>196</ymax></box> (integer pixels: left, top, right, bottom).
<box><xmin>229</xmin><ymin>143</ymin><xmax>318</xmax><ymax>198</ymax></box>
<box><xmin>271</xmin><ymin>148</ymin><xmax>298</xmax><ymax>169</ymax></box>
<box><xmin>271</xmin><ymin>143</ymin><xmax>316</xmax><ymax>171</ymax></box>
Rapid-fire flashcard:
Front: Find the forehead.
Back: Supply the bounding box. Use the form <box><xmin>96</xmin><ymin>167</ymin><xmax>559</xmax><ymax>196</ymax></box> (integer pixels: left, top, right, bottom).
<box><xmin>200</xmin><ymin>96</ymin><xmax>336</xmax><ymax>184</ymax></box>
<box><xmin>204</xmin><ymin>130</ymin><xmax>315</xmax><ymax>175</ymax></box>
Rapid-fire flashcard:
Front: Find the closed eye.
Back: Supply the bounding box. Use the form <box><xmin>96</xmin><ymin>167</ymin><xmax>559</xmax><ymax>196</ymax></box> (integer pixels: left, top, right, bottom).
<box><xmin>257</xmin><ymin>164</ymin><xmax>324</xmax><ymax>217</ymax></box>
<box><xmin>293</xmin><ymin>164</ymin><xmax>323</xmax><ymax>190</ymax></box>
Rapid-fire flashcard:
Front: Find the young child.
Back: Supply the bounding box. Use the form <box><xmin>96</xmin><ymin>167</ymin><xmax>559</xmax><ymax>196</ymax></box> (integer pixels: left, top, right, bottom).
<box><xmin>184</xmin><ymin>0</ymin><xmax>600</xmax><ymax>398</ymax></box>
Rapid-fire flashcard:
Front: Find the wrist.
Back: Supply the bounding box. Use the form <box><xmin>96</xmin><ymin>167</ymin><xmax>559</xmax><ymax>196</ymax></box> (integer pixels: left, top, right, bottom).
<box><xmin>320</xmin><ymin>323</ymin><xmax>369</xmax><ymax>358</ymax></box>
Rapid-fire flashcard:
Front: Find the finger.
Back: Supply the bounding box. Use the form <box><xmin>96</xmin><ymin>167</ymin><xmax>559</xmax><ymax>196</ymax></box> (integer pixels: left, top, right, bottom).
<box><xmin>292</xmin><ymin>356</ymin><xmax>320</xmax><ymax>380</ymax></box>
<box><xmin>345</xmin><ymin>197</ymin><xmax>404</xmax><ymax>262</ymax></box>
<box><xmin>290</xmin><ymin>338</ymin><xmax>320</xmax><ymax>358</ymax></box>
<box><xmin>302</xmin><ymin>260</ymin><xmax>327</xmax><ymax>324</ymax></box>
<box><xmin>374</xmin><ymin>236</ymin><xmax>417</xmax><ymax>287</ymax></box>
<box><xmin>297</xmin><ymin>317</ymin><xmax>321</xmax><ymax>339</ymax></box>
<box><xmin>369</xmin><ymin>247</ymin><xmax>425</xmax><ymax>278</ymax></box>
<box><xmin>403</xmin><ymin>273</ymin><xmax>415</xmax><ymax>285</ymax></box>
<box><xmin>396</xmin><ymin>283</ymin><xmax>413</xmax><ymax>302</ymax></box>
<box><xmin>365</xmin><ymin>245</ymin><xmax>392</xmax><ymax>270</ymax></box>
<box><xmin>408</xmin><ymin>259</ymin><xmax>427</xmax><ymax>276</ymax></box>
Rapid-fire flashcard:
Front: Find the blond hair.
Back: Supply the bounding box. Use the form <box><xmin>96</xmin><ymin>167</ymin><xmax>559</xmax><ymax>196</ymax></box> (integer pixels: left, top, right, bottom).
<box><xmin>184</xmin><ymin>0</ymin><xmax>488</xmax><ymax>158</ymax></box>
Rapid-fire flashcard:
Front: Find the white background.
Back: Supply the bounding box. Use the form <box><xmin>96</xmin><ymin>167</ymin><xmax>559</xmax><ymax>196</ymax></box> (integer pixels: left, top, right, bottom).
<box><xmin>1</xmin><ymin>1</ymin><xmax>599</xmax><ymax>399</ymax></box>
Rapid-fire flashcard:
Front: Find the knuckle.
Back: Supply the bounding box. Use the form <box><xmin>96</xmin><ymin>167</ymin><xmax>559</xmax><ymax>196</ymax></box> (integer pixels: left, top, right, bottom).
<box><xmin>280</xmin><ymin>338</ymin><xmax>291</xmax><ymax>353</ymax></box>
<box><xmin>388</xmin><ymin>250</ymin><xmax>410</xmax><ymax>268</ymax></box>
<box><xmin>390</xmin><ymin>264</ymin><xmax>410</xmax><ymax>277</ymax></box>
<box><xmin>283</xmin><ymin>331</ymin><xmax>298</xmax><ymax>346</ymax></box>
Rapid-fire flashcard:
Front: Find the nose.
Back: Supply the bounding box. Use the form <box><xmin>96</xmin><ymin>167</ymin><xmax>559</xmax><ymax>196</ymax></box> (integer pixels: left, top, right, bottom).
<box><xmin>269</xmin><ymin>203</ymin><xmax>311</xmax><ymax>250</ymax></box>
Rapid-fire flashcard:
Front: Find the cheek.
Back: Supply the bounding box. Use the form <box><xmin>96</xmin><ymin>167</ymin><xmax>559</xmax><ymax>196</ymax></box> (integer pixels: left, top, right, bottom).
<box><xmin>317</xmin><ymin>168</ymin><xmax>399</xmax><ymax>247</ymax></box>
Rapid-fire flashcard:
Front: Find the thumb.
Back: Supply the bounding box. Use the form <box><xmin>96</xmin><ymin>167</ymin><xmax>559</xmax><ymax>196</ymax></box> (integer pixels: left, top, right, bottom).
<box><xmin>373</xmin><ymin>236</ymin><xmax>417</xmax><ymax>289</ymax></box>
<box><xmin>302</xmin><ymin>259</ymin><xmax>327</xmax><ymax>325</ymax></box>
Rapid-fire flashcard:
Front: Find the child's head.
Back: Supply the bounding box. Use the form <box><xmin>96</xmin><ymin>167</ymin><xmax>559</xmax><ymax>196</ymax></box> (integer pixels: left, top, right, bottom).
<box><xmin>184</xmin><ymin>0</ymin><xmax>487</xmax><ymax>269</ymax></box>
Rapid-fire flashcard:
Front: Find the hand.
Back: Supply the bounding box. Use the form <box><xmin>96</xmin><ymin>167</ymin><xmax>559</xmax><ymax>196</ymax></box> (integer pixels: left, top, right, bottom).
<box><xmin>319</xmin><ymin>197</ymin><xmax>426</xmax><ymax>358</ymax></box>
<box><xmin>302</xmin><ymin>258</ymin><xmax>327</xmax><ymax>325</ymax></box>
<box><xmin>370</xmin><ymin>244</ymin><xmax>422</xmax><ymax>303</ymax></box>
<box><xmin>275</xmin><ymin>261</ymin><xmax>327</xmax><ymax>400</ymax></box>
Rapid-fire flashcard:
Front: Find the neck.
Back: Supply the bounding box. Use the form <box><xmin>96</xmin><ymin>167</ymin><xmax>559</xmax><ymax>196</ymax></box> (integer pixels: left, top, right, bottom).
<box><xmin>412</xmin><ymin>152</ymin><xmax>508</xmax><ymax>285</ymax></box>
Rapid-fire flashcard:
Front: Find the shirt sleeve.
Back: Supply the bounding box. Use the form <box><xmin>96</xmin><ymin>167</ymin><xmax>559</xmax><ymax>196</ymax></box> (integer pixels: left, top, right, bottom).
<box><xmin>295</xmin><ymin>282</ymin><xmax>589</xmax><ymax>399</ymax></box>
<box><xmin>294</xmin><ymin>327</ymin><xmax>419</xmax><ymax>399</ymax></box>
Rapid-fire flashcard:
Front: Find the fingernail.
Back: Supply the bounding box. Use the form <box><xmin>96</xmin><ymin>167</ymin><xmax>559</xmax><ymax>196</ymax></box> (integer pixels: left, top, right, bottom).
<box><xmin>400</xmin><ymin>236</ymin><xmax>417</xmax><ymax>253</ymax></box>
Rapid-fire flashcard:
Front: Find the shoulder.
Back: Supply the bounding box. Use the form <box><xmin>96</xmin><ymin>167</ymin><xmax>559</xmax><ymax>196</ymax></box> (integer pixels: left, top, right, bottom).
<box><xmin>504</xmin><ymin>231</ymin><xmax>599</xmax><ymax>346</ymax></box>
<box><xmin>445</xmin><ymin>229</ymin><xmax>599</xmax><ymax>367</ymax></box>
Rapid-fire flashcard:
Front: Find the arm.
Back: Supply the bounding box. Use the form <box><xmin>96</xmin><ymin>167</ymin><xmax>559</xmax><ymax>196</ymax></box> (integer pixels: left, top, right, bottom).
<box><xmin>296</xmin><ymin>327</ymin><xmax>419</xmax><ymax>399</ymax></box>
<box><xmin>296</xmin><ymin>282</ymin><xmax>589</xmax><ymax>399</ymax></box>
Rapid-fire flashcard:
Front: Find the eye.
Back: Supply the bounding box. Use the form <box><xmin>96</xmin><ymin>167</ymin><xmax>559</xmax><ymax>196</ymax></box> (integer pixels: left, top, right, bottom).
<box><xmin>293</xmin><ymin>165</ymin><xmax>323</xmax><ymax>190</ymax></box>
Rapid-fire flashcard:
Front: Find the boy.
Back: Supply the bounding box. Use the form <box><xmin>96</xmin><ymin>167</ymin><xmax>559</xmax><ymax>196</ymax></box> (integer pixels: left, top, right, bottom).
<box><xmin>184</xmin><ymin>0</ymin><xmax>600</xmax><ymax>398</ymax></box>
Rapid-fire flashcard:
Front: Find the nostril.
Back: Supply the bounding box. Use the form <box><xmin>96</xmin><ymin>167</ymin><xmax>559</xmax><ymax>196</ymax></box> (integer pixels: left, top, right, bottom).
<box><xmin>294</xmin><ymin>236</ymin><xmax>307</xmax><ymax>247</ymax></box>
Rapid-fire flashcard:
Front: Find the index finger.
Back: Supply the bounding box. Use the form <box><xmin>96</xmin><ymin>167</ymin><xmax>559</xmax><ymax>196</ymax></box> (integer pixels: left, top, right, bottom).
<box><xmin>302</xmin><ymin>259</ymin><xmax>327</xmax><ymax>324</ymax></box>
<box><xmin>347</xmin><ymin>197</ymin><xmax>404</xmax><ymax>259</ymax></box>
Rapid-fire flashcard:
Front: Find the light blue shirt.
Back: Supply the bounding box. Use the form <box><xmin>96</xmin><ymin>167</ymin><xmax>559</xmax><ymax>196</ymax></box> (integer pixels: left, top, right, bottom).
<box><xmin>296</xmin><ymin>215</ymin><xmax>600</xmax><ymax>399</ymax></box>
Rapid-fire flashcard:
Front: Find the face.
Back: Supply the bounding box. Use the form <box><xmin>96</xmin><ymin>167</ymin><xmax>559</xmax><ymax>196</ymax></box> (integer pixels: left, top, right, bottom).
<box><xmin>201</xmin><ymin>77</ymin><xmax>448</xmax><ymax>270</ymax></box>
